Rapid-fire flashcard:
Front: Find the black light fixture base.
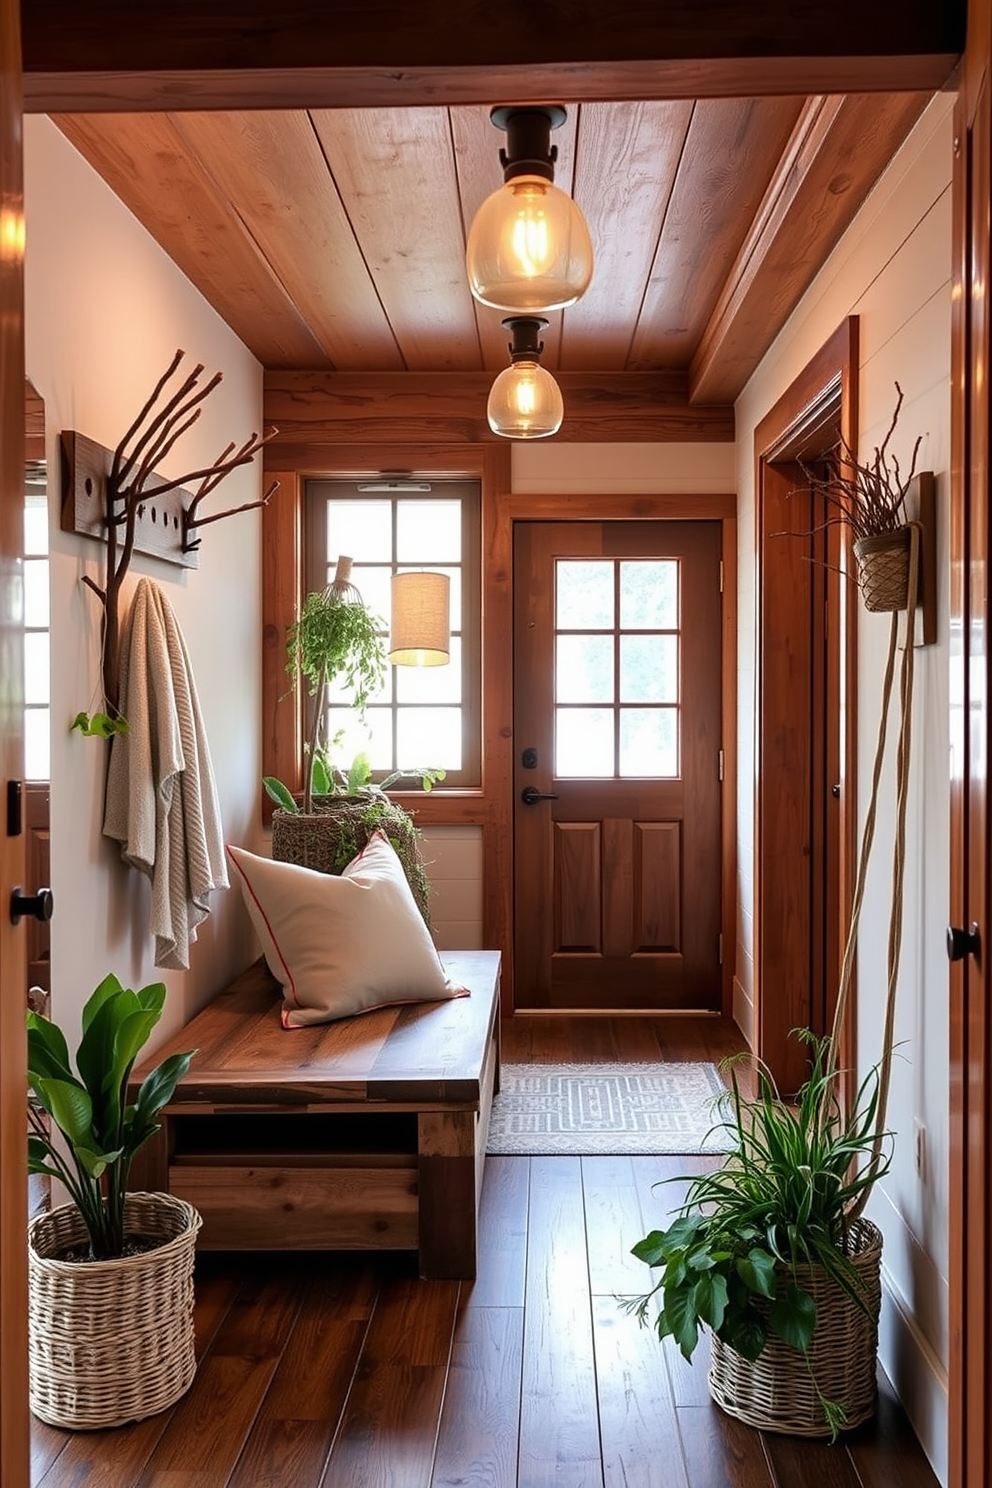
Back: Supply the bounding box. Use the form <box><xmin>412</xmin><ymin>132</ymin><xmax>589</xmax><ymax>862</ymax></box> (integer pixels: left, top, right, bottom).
<box><xmin>502</xmin><ymin>315</ymin><xmax>550</xmax><ymax>362</ymax></box>
<box><xmin>491</xmin><ymin>105</ymin><xmax>567</xmax><ymax>184</ymax></box>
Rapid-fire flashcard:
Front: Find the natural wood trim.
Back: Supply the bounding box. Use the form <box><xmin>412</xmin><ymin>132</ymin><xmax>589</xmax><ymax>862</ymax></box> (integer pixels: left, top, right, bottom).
<box><xmin>0</xmin><ymin>0</ymin><xmax>28</xmax><ymax>1480</ymax></box>
<box><xmin>498</xmin><ymin>492</ymin><xmax>736</xmax><ymax>523</ymax></box>
<box><xmin>753</xmin><ymin>316</ymin><xmax>859</xmax><ymax>1093</ymax></box>
<box><xmin>261</xmin><ymin>470</ymin><xmax>302</xmax><ymax>826</ymax></box>
<box><xmin>22</xmin><ymin>0</ymin><xmax>965</xmax><ymax>112</ymax></box>
<box><xmin>691</xmin><ymin>94</ymin><xmax>926</xmax><ymax>404</ymax></box>
<box><xmin>721</xmin><ymin>516</ymin><xmax>737</xmax><ymax>1018</ymax></box>
<box><xmin>262</xmin><ymin>372</ymin><xmax>734</xmax><ymax>455</ymax></box>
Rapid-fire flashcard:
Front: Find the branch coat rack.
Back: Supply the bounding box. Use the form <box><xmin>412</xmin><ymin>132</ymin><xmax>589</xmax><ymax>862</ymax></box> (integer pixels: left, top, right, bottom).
<box><xmin>60</xmin><ymin>349</ymin><xmax>278</xmax><ymax>720</ymax></box>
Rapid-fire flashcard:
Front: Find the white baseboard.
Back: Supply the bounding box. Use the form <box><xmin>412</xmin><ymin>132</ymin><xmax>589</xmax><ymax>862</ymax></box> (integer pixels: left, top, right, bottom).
<box><xmin>879</xmin><ymin>1261</ymin><xmax>948</xmax><ymax>1486</ymax></box>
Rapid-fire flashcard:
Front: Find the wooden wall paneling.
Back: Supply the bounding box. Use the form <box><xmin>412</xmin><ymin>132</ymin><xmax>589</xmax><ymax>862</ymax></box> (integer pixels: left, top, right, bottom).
<box><xmin>691</xmin><ymin>91</ymin><xmax>930</xmax><ymax>403</ymax></box>
<box><xmin>169</xmin><ymin>111</ymin><xmax>404</xmax><ymax>370</ymax></box>
<box><xmin>561</xmin><ymin>100</ymin><xmax>694</xmax><ymax>372</ymax></box>
<box><xmin>23</xmin><ymin>3</ymin><xmax>965</xmax><ymax>111</ymax></box>
<box><xmin>52</xmin><ymin>113</ymin><xmax>327</xmax><ymax>369</ymax></box>
<box><xmin>0</xmin><ymin>0</ymin><xmax>27</xmax><ymax>1478</ymax></box>
<box><xmin>949</xmin><ymin>4</ymin><xmax>992</xmax><ymax>1484</ymax></box>
<box><xmin>309</xmin><ymin>107</ymin><xmax>481</xmax><ymax>372</ymax></box>
<box><xmin>720</xmin><ymin>515</ymin><xmax>737</xmax><ymax>1017</ymax></box>
<box><xmin>628</xmin><ymin>96</ymin><xmax>804</xmax><ymax>369</ymax></box>
<box><xmin>449</xmin><ymin>105</ymin><xmax>572</xmax><ymax>371</ymax></box>
<box><xmin>262</xmin><ymin>371</ymin><xmax>735</xmax><ymax>453</ymax></box>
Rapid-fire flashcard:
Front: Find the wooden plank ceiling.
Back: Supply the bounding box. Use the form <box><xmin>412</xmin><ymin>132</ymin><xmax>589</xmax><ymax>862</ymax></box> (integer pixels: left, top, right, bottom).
<box><xmin>54</xmin><ymin>91</ymin><xmax>931</xmax><ymax>407</ymax></box>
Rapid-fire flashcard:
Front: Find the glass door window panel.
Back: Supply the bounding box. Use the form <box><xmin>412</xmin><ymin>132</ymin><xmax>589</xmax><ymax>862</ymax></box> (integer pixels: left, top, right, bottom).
<box><xmin>396</xmin><ymin>638</ymin><xmax>463</xmax><ymax>704</ymax></box>
<box><xmin>326</xmin><ymin>500</ymin><xmax>392</xmax><ymax>564</ymax></box>
<box><xmin>396</xmin><ymin>500</ymin><xmax>462</xmax><ymax>563</ymax></box>
<box><xmin>620</xmin><ymin>634</ymin><xmax>678</xmax><ymax>703</ymax></box>
<box><xmin>556</xmin><ymin>707</ymin><xmax>615</xmax><ymax>777</ymax></box>
<box><xmin>556</xmin><ymin>560</ymin><xmax>614</xmax><ymax>629</ymax></box>
<box><xmin>554</xmin><ymin>556</ymin><xmax>681</xmax><ymax>779</ymax></box>
<box><xmin>619</xmin><ymin>559</ymin><xmax>678</xmax><ymax>628</ymax></box>
<box><xmin>397</xmin><ymin>707</ymin><xmax>463</xmax><ymax>770</ymax></box>
<box><xmin>23</xmin><ymin>483</ymin><xmax>49</xmax><ymax>783</ymax></box>
<box><xmin>556</xmin><ymin>634</ymin><xmax>614</xmax><ymax>703</ymax></box>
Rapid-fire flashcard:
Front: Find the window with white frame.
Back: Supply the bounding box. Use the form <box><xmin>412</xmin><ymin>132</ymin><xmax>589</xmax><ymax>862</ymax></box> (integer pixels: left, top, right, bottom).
<box><xmin>304</xmin><ymin>478</ymin><xmax>481</xmax><ymax>789</ymax></box>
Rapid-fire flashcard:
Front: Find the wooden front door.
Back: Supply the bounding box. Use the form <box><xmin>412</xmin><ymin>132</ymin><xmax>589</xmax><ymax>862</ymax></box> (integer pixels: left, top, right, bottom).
<box><xmin>513</xmin><ymin>520</ymin><xmax>723</xmax><ymax>1011</ymax></box>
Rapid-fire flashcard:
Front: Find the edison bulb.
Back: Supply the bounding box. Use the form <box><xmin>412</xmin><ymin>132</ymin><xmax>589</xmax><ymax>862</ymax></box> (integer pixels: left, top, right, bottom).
<box><xmin>487</xmin><ymin>361</ymin><xmax>564</xmax><ymax>439</ymax></box>
<box><xmin>467</xmin><ymin>176</ymin><xmax>594</xmax><ymax>312</ymax></box>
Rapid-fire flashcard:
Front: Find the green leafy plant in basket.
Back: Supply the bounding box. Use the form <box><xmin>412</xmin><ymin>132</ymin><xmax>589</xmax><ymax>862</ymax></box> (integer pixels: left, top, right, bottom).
<box><xmin>622</xmin><ymin>1032</ymin><xmax>892</xmax><ymax>1439</ymax></box>
<box><xmin>27</xmin><ymin>973</ymin><xmax>196</xmax><ymax>1260</ymax></box>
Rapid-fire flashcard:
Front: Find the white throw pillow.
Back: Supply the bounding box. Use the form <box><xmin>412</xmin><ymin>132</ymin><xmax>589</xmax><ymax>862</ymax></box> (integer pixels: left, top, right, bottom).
<box><xmin>226</xmin><ymin>833</ymin><xmax>467</xmax><ymax>1027</ymax></box>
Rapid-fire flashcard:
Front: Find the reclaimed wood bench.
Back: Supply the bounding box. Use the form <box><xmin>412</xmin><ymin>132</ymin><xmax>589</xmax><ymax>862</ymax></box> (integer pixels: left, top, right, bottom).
<box><xmin>129</xmin><ymin>950</ymin><xmax>501</xmax><ymax>1280</ymax></box>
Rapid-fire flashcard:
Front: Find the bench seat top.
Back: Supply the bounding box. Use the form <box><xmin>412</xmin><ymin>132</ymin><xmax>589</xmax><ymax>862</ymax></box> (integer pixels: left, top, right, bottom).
<box><xmin>134</xmin><ymin>950</ymin><xmax>501</xmax><ymax>1112</ymax></box>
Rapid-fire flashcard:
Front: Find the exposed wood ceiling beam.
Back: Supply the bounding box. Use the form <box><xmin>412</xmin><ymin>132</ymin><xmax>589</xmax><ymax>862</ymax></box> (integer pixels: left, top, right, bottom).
<box><xmin>689</xmin><ymin>90</ymin><xmax>932</xmax><ymax>404</ymax></box>
<box><xmin>23</xmin><ymin>1</ymin><xmax>964</xmax><ymax>112</ymax></box>
<box><xmin>262</xmin><ymin>371</ymin><xmax>734</xmax><ymax>456</ymax></box>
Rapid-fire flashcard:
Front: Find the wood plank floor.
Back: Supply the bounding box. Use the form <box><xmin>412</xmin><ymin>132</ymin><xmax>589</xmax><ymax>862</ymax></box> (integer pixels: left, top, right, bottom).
<box><xmin>31</xmin><ymin>1015</ymin><xmax>939</xmax><ymax>1488</ymax></box>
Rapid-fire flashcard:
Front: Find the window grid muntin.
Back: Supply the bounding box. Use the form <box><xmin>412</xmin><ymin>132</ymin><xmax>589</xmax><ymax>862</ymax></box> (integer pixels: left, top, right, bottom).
<box><xmin>554</xmin><ymin>557</ymin><xmax>681</xmax><ymax>780</ymax></box>
<box><xmin>305</xmin><ymin>479</ymin><xmax>480</xmax><ymax>788</ymax></box>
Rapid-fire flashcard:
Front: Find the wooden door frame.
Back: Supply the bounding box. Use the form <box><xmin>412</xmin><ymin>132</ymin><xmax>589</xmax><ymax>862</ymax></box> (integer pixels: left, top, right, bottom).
<box><xmin>0</xmin><ymin>0</ymin><xmax>28</xmax><ymax>1480</ymax></box>
<box><xmin>753</xmin><ymin>317</ymin><xmax>859</xmax><ymax>1093</ymax></box>
<box><xmin>949</xmin><ymin>2</ymin><xmax>992</xmax><ymax>1484</ymax></box>
<box><xmin>495</xmin><ymin>491</ymin><xmax>737</xmax><ymax>1016</ymax></box>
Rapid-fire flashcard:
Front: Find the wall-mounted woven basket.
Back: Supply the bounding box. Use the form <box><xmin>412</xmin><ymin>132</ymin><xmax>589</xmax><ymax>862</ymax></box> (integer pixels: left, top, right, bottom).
<box><xmin>707</xmin><ymin>1218</ymin><xmax>882</xmax><ymax>1437</ymax></box>
<box><xmin>28</xmin><ymin>1191</ymin><xmax>201</xmax><ymax>1430</ymax></box>
<box><xmin>852</xmin><ymin>527</ymin><xmax>914</xmax><ymax>613</ymax></box>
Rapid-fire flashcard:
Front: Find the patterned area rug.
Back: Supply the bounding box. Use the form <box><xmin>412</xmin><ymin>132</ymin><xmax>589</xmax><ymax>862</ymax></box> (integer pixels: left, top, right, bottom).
<box><xmin>487</xmin><ymin>1061</ymin><xmax>731</xmax><ymax>1156</ymax></box>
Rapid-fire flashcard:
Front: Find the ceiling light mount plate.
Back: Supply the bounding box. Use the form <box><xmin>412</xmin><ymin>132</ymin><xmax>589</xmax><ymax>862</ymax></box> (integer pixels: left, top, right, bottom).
<box><xmin>491</xmin><ymin>104</ymin><xmax>567</xmax><ymax>184</ymax></box>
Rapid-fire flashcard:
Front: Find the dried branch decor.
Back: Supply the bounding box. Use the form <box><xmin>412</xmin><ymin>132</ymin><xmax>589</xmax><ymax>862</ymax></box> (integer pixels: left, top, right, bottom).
<box><xmin>799</xmin><ymin>382</ymin><xmax>922</xmax><ymax>541</ymax></box>
<box><xmin>79</xmin><ymin>349</ymin><xmax>278</xmax><ymax>724</ymax></box>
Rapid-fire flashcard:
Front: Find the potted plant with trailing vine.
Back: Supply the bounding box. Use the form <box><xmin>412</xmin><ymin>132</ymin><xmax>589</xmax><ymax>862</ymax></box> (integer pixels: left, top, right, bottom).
<box><xmin>265</xmin><ymin>556</ymin><xmax>438</xmax><ymax>921</ymax></box>
<box><xmin>27</xmin><ymin>973</ymin><xmax>200</xmax><ymax>1429</ymax></box>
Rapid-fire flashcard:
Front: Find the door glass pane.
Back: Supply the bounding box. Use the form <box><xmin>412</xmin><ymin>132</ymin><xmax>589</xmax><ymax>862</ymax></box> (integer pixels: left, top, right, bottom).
<box><xmin>327</xmin><ymin>499</ymin><xmax>392</xmax><ymax>564</ymax></box>
<box><xmin>556</xmin><ymin>707</ymin><xmax>614</xmax><ymax>776</ymax></box>
<box><xmin>620</xmin><ymin>560</ymin><xmax>678</xmax><ymax>628</ymax></box>
<box><xmin>24</xmin><ymin>709</ymin><xmax>50</xmax><ymax>783</ymax></box>
<box><xmin>556</xmin><ymin>634</ymin><xmax>613</xmax><ymax>703</ymax></box>
<box><xmin>556</xmin><ymin>561</ymin><xmax>614</xmax><ymax>629</ymax></box>
<box><xmin>397</xmin><ymin>500</ymin><xmax>461</xmax><ymax>563</ymax></box>
<box><xmin>619</xmin><ymin>708</ymin><xmax>678</xmax><ymax>777</ymax></box>
<box><xmin>24</xmin><ymin>501</ymin><xmax>48</xmax><ymax>557</ymax></box>
<box><xmin>24</xmin><ymin>559</ymin><xmax>49</xmax><ymax>628</ymax></box>
<box><xmin>325</xmin><ymin>660</ymin><xmax>391</xmax><ymax>707</ymax></box>
<box><xmin>398</xmin><ymin>707</ymin><xmax>462</xmax><ymax>769</ymax></box>
<box><xmin>620</xmin><ymin>635</ymin><xmax>678</xmax><ymax>703</ymax></box>
<box><xmin>24</xmin><ymin>633</ymin><xmax>49</xmax><ymax>705</ymax></box>
<box><xmin>396</xmin><ymin>638</ymin><xmax>462</xmax><ymax>703</ymax></box>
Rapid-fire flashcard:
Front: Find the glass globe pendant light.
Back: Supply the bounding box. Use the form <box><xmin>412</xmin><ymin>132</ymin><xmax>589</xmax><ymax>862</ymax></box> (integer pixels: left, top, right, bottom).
<box><xmin>466</xmin><ymin>105</ymin><xmax>594</xmax><ymax>313</ymax></box>
<box><xmin>487</xmin><ymin>317</ymin><xmax>564</xmax><ymax>440</ymax></box>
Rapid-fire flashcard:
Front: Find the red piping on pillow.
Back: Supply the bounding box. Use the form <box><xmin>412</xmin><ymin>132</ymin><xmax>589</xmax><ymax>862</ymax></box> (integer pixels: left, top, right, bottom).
<box><xmin>226</xmin><ymin>847</ymin><xmax>302</xmax><ymax>1009</ymax></box>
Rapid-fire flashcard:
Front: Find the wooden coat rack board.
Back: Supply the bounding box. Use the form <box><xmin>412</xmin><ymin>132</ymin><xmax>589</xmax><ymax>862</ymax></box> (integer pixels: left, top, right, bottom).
<box><xmin>909</xmin><ymin>469</ymin><xmax>937</xmax><ymax>647</ymax></box>
<box><xmin>59</xmin><ymin>349</ymin><xmax>278</xmax><ymax>718</ymax></box>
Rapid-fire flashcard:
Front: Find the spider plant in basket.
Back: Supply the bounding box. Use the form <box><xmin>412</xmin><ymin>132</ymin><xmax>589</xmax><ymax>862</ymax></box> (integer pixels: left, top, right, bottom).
<box><xmin>623</xmin><ymin>1032</ymin><xmax>892</xmax><ymax>1440</ymax></box>
<box><xmin>26</xmin><ymin>974</ymin><xmax>201</xmax><ymax>1429</ymax></box>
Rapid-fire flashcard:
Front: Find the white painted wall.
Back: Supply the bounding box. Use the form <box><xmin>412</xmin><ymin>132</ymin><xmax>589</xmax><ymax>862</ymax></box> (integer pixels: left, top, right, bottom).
<box><xmin>25</xmin><ymin>117</ymin><xmax>265</xmax><ymax>1049</ymax></box>
<box><xmin>735</xmin><ymin>93</ymin><xmax>953</xmax><ymax>1483</ymax></box>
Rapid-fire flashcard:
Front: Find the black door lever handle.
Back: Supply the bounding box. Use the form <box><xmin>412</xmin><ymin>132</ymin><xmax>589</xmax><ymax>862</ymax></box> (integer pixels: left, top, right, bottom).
<box><xmin>521</xmin><ymin>785</ymin><xmax>559</xmax><ymax>805</ymax></box>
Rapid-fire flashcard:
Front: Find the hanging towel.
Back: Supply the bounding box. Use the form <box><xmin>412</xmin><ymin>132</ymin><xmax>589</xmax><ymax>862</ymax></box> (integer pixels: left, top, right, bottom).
<box><xmin>104</xmin><ymin>577</ymin><xmax>229</xmax><ymax>970</ymax></box>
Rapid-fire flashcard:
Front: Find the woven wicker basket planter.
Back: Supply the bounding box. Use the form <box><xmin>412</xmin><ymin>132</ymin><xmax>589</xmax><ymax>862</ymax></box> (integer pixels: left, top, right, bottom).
<box><xmin>271</xmin><ymin>794</ymin><xmax>431</xmax><ymax>923</ymax></box>
<box><xmin>853</xmin><ymin>528</ymin><xmax>914</xmax><ymax>613</ymax></box>
<box><xmin>28</xmin><ymin>1192</ymin><xmax>202</xmax><ymax>1430</ymax></box>
<box><xmin>707</xmin><ymin>1219</ymin><xmax>882</xmax><ymax>1438</ymax></box>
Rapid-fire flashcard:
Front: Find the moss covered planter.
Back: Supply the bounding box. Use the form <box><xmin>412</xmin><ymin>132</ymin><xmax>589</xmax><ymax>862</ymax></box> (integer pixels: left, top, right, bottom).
<box><xmin>271</xmin><ymin>793</ymin><xmax>431</xmax><ymax>924</ymax></box>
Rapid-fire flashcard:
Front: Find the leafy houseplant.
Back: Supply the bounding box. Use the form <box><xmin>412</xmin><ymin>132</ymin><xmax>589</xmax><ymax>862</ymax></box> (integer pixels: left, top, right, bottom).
<box><xmin>288</xmin><ymin>556</ymin><xmax>387</xmax><ymax>815</ymax></box>
<box><xmin>27</xmin><ymin>973</ymin><xmax>196</xmax><ymax>1259</ymax></box>
<box><xmin>625</xmin><ymin>1034</ymin><xmax>890</xmax><ymax>1438</ymax></box>
<box><xmin>26</xmin><ymin>974</ymin><xmax>202</xmax><ymax>1430</ymax></box>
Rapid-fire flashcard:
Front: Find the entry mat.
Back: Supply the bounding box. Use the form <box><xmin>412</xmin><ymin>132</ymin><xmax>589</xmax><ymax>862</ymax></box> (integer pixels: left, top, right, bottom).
<box><xmin>486</xmin><ymin>1061</ymin><xmax>732</xmax><ymax>1156</ymax></box>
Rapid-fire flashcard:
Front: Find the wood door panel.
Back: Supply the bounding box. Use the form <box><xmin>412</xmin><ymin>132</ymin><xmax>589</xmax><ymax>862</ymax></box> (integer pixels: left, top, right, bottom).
<box><xmin>634</xmin><ymin>821</ymin><xmax>681</xmax><ymax>952</ymax></box>
<box><xmin>554</xmin><ymin>823</ymin><xmax>602</xmax><ymax>953</ymax></box>
<box><xmin>515</xmin><ymin>519</ymin><xmax>722</xmax><ymax>1011</ymax></box>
